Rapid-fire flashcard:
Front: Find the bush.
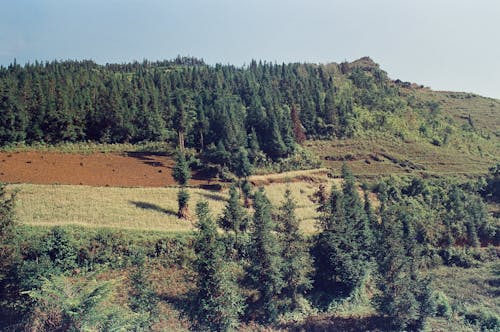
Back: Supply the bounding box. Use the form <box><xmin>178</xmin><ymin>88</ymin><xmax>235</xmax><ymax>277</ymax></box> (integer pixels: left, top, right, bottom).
<box><xmin>433</xmin><ymin>291</ymin><xmax>452</xmax><ymax>319</ymax></box>
<box><xmin>464</xmin><ymin>307</ymin><xmax>500</xmax><ymax>331</ymax></box>
<box><xmin>439</xmin><ymin>247</ymin><xmax>479</xmax><ymax>268</ymax></box>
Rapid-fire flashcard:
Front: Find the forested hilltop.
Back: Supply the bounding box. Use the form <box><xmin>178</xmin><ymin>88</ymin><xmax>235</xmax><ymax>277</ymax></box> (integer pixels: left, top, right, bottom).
<box><xmin>1</xmin><ymin>57</ymin><xmax>498</xmax><ymax>167</ymax></box>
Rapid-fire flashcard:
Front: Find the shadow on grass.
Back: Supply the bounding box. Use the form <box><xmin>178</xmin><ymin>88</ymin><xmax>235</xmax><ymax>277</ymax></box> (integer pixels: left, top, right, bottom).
<box><xmin>161</xmin><ymin>289</ymin><xmax>198</xmax><ymax>328</ymax></box>
<box><xmin>198</xmin><ymin>192</ymin><xmax>227</xmax><ymax>202</ymax></box>
<box><xmin>130</xmin><ymin>201</ymin><xmax>177</xmax><ymax>217</ymax></box>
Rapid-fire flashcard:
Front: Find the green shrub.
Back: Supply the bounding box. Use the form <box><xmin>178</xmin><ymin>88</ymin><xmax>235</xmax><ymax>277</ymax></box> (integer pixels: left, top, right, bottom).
<box><xmin>433</xmin><ymin>291</ymin><xmax>452</xmax><ymax>319</ymax></box>
<box><xmin>439</xmin><ymin>247</ymin><xmax>479</xmax><ymax>268</ymax></box>
<box><xmin>464</xmin><ymin>307</ymin><xmax>500</xmax><ymax>332</ymax></box>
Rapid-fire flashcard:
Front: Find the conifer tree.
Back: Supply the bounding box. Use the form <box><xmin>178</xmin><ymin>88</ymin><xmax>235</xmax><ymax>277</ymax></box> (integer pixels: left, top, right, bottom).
<box><xmin>277</xmin><ymin>189</ymin><xmax>313</xmax><ymax>312</ymax></box>
<box><xmin>375</xmin><ymin>202</ymin><xmax>435</xmax><ymax>331</ymax></box>
<box><xmin>194</xmin><ymin>201</ymin><xmax>244</xmax><ymax>331</ymax></box>
<box><xmin>172</xmin><ymin>151</ymin><xmax>191</xmax><ymax>219</ymax></box>
<box><xmin>219</xmin><ymin>184</ymin><xmax>247</xmax><ymax>253</ymax></box>
<box><xmin>241</xmin><ymin>179</ymin><xmax>253</xmax><ymax>208</ymax></box>
<box><xmin>290</xmin><ymin>105</ymin><xmax>306</xmax><ymax>144</ymax></box>
<box><xmin>233</xmin><ymin>147</ymin><xmax>253</xmax><ymax>180</ymax></box>
<box><xmin>248</xmin><ymin>188</ymin><xmax>284</xmax><ymax>323</ymax></box>
<box><xmin>0</xmin><ymin>184</ymin><xmax>19</xmax><ymax>318</ymax></box>
<box><xmin>313</xmin><ymin>165</ymin><xmax>372</xmax><ymax>299</ymax></box>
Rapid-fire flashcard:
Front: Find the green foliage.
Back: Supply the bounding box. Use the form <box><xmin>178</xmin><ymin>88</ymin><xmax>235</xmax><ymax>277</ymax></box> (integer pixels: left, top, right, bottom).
<box><xmin>232</xmin><ymin>147</ymin><xmax>253</xmax><ymax>178</ymax></box>
<box><xmin>376</xmin><ymin>176</ymin><xmax>495</xmax><ymax>248</ymax></box>
<box><xmin>248</xmin><ymin>188</ymin><xmax>284</xmax><ymax>323</ymax></box>
<box><xmin>24</xmin><ymin>274</ymin><xmax>144</xmax><ymax>331</ymax></box>
<box><xmin>218</xmin><ymin>184</ymin><xmax>248</xmax><ymax>259</ymax></box>
<box><xmin>0</xmin><ymin>184</ymin><xmax>21</xmax><ymax>322</ymax></box>
<box><xmin>129</xmin><ymin>267</ymin><xmax>160</xmax><ymax>329</ymax></box>
<box><xmin>313</xmin><ymin>165</ymin><xmax>373</xmax><ymax>301</ymax></box>
<box><xmin>277</xmin><ymin>189</ymin><xmax>313</xmax><ymax>313</ymax></box>
<box><xmin>464</xmin><ymin>307</ymin><xmax>500</xmax><ymax>332</ymax></box>
<box><xmin>172</xmin><ymin>151</ymin><xmax>191</xmax><ymax>186</ymax></box>
<box><xmin>433</xmin><ymin>291</ymin><xmax>452</xmax><ymax>319</ymax></box>
<box><xmin>194</xmin><ymin>200</ymin><xmax>245</xmax><ymax>331</ymax></box>
<box><xmin>482</xmin><ymin>163</ymin><xmax>500</xmax><ymax>203</ymax></box>
<box><xmin>2</xmin><ymin>57</ymin><xmax>491</xmax><ymax>170</ymax></box>
<box><xmin>375</xmin><ymin>200</ymin><xmax>435</xmax><ymax>331</ymax></box>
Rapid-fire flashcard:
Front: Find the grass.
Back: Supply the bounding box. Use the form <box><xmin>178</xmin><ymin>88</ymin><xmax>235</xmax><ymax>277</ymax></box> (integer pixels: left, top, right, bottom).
<box><xmin>426</xmin><ymin>260</ymin><xmax>500</xmax><ymax>331</ymax></box>
<box><xmin>8</xmin><ymin>180</ymin><xmax>333</xmax><ymax>234</ymax></box>
<box><xmin>306</xmin><ymin>135</ymin><xmax>499</xmax><ymax>179</ymax></box>
<box><xmin>0</xmin><ymin>141</ymin><xmax>173</xmax><ymax>154</ymax></box>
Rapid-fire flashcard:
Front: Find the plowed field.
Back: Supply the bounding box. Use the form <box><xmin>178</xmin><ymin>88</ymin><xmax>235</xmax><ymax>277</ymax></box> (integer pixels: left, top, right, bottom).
<box><xmin>0</xmin><ymin>151</ymin><xmax>208</xmax><ymax>187</ymax></box>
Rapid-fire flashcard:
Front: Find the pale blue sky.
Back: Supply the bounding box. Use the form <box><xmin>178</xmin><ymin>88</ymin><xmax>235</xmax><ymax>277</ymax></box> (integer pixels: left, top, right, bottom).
<box><xmin>1</xmin><ymin>0</ymin><xmax>499</xmax><ymax>98</ymax></box>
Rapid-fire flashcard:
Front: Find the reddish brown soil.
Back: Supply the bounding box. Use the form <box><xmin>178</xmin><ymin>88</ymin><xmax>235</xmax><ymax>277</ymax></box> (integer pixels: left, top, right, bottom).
<box><xmin>0</xmin><ymin>151</ymin><xmax>209</xmax><ymax>187</ymax></box>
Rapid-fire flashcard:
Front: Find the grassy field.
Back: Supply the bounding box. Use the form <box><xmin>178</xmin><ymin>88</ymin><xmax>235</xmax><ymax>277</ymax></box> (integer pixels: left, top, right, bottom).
<box><xmin>426</xmin><ymin>260</ymin><xmax>500</xmax><ymax>331</ymax></box>
<box><xmin>307</xmin><ymin>135</ymin><xmax>498</xmax><ymax>179</ymax></box>
<box><xmin>9</xmin><ymin>180</ymin><xmax>333</xmax><ymax>234</ymax></box>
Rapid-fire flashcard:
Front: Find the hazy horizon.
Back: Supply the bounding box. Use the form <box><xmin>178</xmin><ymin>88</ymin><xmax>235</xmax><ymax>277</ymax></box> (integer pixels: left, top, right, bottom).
<box><xmin>1</xmin><ymin>0</ymin><xmax>499</xmax><ymax>99</ymax></box>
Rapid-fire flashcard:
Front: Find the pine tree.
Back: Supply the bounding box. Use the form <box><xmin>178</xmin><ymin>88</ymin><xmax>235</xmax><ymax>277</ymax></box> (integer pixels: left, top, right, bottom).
<box><xmin>248</xmin><ymin>188</ymin><xmax>284</xmax><ymax>323</ymax></box>
<box><xmin>375</xmin><ymin>202</ymin><xmax>435</xmax><ymax>331</ymax></box>
<box><xmin>232</xmin><ymin>147</ymin><xmax>253</xmax><ymax>179</ymax></box>
<box><xmin>277</xmin><ymin>189</ymin><xmax>313</xmax><ymax>312</ymax></box>
<box><xmin>172</xmin><ymin>151</ymin><xmax>191</xmax><ymax>219</ymax></box>
<box><xmin>241</xmin><ymin>179</ymin><xmax>253</xmax><ymax>208</ymax></box>
<box><xmin>194</xmin><ymin>201</ymin><xmax>244</xmax><ymax>331</ymax></box>
<box><xmin>313</xmin><ymin>165</ymin><xmax>372</xmax><ymax>299</ymax></box>
<box><xmin>0</xmin><ymin>184</ymin><xmax>20</xmax><ymax>318</ymax></box>
<box><xmin>219</xmin><ymin>184</ymin><xmax>247</xmax><ymax>254</ymax></box>
<box><xmin>290</xmin><ymin>105</ymin><xmax>306</xmax><ymax>144</ymax></box>
<box><xmin>341</xmin><ymin>163</ymin><xmax>373</xmax><ymax>255</ymax></box>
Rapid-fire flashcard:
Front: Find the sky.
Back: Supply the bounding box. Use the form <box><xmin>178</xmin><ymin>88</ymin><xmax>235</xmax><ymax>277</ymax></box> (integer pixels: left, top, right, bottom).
<box><xmin>1</xmin><ymin>0</ymin><xmax>499</xmax><ymax>99</ymax></box>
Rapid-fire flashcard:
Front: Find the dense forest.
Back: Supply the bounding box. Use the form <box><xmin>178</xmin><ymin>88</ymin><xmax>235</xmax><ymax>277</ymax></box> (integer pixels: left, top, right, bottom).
<box><xmin>0</xmin><ymin>56</ymin><xmax>477</xmax><ymax>167</ymax></box>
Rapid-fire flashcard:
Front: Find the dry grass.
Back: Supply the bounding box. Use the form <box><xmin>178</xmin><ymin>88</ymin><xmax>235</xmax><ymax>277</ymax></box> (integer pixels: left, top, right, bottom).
<box><xmin>9</xmin><ymin>184</ymin><xmax>225</xmax><ymax>233</ymax></box>
<box><xmin>9</xmin><ymin>180</ymin><xmax>341</xmax><ymax>235</ymax></box>
<box><xmin>306</xmin><ymin>136</ymin><xmax>498</xmax><ymax>179</ymax></box>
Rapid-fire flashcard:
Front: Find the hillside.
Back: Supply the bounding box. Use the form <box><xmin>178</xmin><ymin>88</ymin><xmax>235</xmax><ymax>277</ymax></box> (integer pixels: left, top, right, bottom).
<box><xmin>1</xmin><ymin>57</ymin><xmax>499</xmax><ymax>331</ymax></box>
<box><xmin>1</xmin><ymin>57</ymin><xmax>498</xmax><ymax>180</ymax></box>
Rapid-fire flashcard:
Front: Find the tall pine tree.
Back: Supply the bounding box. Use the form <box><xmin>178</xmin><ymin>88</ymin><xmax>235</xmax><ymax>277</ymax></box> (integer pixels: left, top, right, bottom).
<box><xmin>194</xmin><ymin>201</ymin><xmax>245</xmax><ymax>331</ymax></box>
<box><xmin>248</xmin><ymin>188</ymin><xmax>284</xmax><ymax>323</ymax></box>
<box><xmin>277</xmin><ymin>189</ymin><xmax>313</xmax><ymax>312</ymax></box>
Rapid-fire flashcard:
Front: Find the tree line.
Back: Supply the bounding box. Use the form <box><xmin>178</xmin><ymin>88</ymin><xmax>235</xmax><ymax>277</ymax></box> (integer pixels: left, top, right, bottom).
<box><xmin>1</xmin><ymin>57</ymin><xmax>450</xmax><ymax>164</ymax></box>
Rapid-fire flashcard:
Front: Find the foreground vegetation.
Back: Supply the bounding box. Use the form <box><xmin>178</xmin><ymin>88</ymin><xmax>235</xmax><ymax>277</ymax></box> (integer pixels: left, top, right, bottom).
<box><xmin>1</xmin><ymin>164</ymin><xmax>499</xmax><ymax>331</ymax></box>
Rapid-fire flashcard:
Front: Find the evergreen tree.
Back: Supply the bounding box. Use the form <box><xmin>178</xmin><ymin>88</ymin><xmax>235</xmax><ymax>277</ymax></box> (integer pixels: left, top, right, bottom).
<box><xmin>172</xmin><ymin>151</ymin><xmax>191</xmax><ymax>219</ymax></box>
<box><xmin>219</xmin><ymin>184</ymin><xmax>248</xmax><ymax>254</ymax></box>
<box><xmin>194</xmin><ymin>201</ymin><xmax>244</xmax><ymax>331</ymax></box>
<box><xmin>375</xmin><ymin>202</ymin><xmax>435</xmax><ymax>331</ymax></box>
<box><xmin>290</xmin><ymin>105</ymin><xmax>306</xmax><ymax>144</ymax></box>
<box><xmin>248</xmin><ymin>188</ymin><xmax>284</xmax><ymax>323</ymax></box>
<box><xmin>312</xmin><ymin>165</ymin><xmax>372</xmax><ymax>299</ymax></box>
<box><xmin>0</xmin><ymin>79</ymin><xmax>27</xmax><ymax>144</ymax></box>
<box><xmin>341</xmin><ymin>164</ymin><xmax>373</xmax><ymax>255</ymax></box>
<box><xmin>241</xmin><ymin>179</ymin><xmax>253</xmax><ymax>208</ymax></box>
<box><xmin>0</xmin><ymin>184</ymin><xmax>20</xmax><ymax>320</ymax></box>
<box><xmin>277</xmin><ymin>189</ymin><xmax>313</xmax><ymax>312</ymax></box>
<box><xmin>232</xmin><ymin>147</ymin><xmax>253</xmax><ymax>179</ymax></box>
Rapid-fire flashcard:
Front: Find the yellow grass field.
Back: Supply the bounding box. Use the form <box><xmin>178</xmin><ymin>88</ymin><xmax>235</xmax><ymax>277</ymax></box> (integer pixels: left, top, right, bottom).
<box><xmin>9</xmin><ymin>179</ymin><xmax>339</xmax><ymax>234</ymax></box>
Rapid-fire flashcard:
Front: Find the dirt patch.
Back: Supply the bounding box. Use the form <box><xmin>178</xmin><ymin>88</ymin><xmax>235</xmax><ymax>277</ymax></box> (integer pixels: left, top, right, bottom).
<box><xmin>0</xmin><ymin>151</ymin><xmax>210</xmax><ymax>187</ymax></box>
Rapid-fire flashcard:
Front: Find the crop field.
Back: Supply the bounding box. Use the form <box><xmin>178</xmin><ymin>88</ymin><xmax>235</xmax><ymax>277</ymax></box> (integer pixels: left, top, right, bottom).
<box><xmin>8</xmin><ymin>179</ymin><xmax>333</xmax><ymax>234</ymax></box>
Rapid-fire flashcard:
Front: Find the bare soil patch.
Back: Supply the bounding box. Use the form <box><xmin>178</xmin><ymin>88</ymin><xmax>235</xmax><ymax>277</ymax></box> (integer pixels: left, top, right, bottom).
<box><xmin>0</xmin><ymin>151</ymin><xmax>209</xmax><ymax>187</ymax></box>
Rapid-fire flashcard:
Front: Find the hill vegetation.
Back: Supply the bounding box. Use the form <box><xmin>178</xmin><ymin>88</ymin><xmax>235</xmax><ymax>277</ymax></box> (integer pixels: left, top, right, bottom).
<box><xmin>1</xmin><ymin>57</ymin><xmax>498</xmax><ymax>177</ymax></box>
<box><xmin>0</xmin><ymin>56</ymin><xmax>499</xmax><ymax>331</ymax></box>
